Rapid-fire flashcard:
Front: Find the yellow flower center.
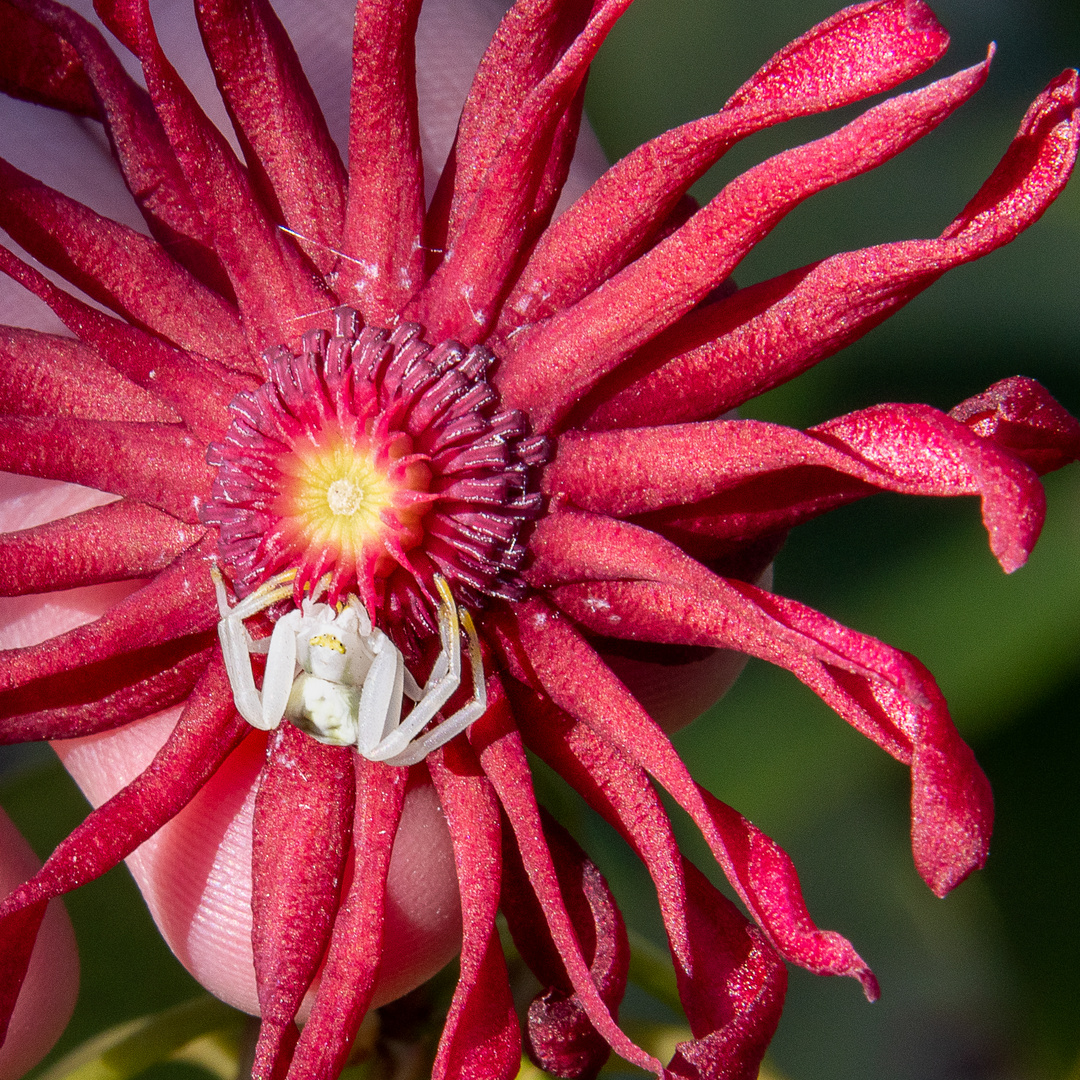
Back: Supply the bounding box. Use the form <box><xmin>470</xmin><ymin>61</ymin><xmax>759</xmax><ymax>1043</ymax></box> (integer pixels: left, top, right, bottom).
<box><xmin>273</xmin><ymin>423</ymin><xmax>429</xmax><ymax>578</ymax></box>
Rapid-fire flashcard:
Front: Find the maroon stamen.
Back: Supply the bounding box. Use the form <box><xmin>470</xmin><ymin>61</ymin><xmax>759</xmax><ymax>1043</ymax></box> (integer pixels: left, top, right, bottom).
<box><xmin>201</xmin><ymin>307</ymin><xmax>548</xmax><ymax>631</ymax></box>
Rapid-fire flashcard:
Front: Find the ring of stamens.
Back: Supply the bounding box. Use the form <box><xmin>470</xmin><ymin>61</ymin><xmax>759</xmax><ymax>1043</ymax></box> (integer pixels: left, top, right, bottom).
<box><xmin>201</xmin><ymin>307</ymin><xmax>548</xmax><ymax>636</ymax></box>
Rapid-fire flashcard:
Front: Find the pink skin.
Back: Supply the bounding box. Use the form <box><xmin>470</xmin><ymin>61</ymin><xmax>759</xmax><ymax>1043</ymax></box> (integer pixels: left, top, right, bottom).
<box><xmin>0</xmin><ymin>0</ymin><xmax>735</xmax><ymax>1065</ymax></box>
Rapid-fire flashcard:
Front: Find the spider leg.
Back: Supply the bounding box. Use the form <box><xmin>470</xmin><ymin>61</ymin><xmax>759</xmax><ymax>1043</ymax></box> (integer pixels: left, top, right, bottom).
<box><xmin>364</xmin><ymin>579</ymin><xmax>462</xmax><ymax>761</ymax></box>
<box><xmin>402</xmin><ymin>667</ymin><xmax>424</xmax><ymax>701</ymax></box>
<box><xmin>308</xmin><ymin>572</ymin><xmax>334</xmax><ymax>605</ymax></box>
<box><xmin>355</xmin><ymin>633</ymin><xmax>406</xmax><ymax>758</ymax></box>
<box><xmin>212</xmin><ymin>565</ymin><xmax>298</xmax><ymax>730</ymax></box>
<box><xmin>213</xmin><ymin>565</ymin><xmax>267</xmax><ymax>726</ymax></box>
<box><xmin>261</xmin><ymin>616</ymin><xmax>300</xmax><ymax>729</ymax></box>
<box><xmin>216</xmin><ymin>612</ymin><xmax>265</xmax><ymax>728</ymax></box>
<box><xmin>379</xmin><ymin>610</ymin><xmax>487</xmax><ymax>768</ymax></box>
<box><xmin>345</xmin><ymin>595</ymin><xmax>373</xmax><ymax>638</ymax></box>
<box><xmin>215</xmin><ymin>566</ymin><xmax>297</xmax><ymax>621</ymax></box>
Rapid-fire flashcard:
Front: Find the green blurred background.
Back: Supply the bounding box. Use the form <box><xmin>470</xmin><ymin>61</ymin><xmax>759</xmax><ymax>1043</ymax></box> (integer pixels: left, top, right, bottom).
<box><xmin>2</xmin><ymin>1</ymin><xmax>1078</xmax><ymax>1078</ymax></box>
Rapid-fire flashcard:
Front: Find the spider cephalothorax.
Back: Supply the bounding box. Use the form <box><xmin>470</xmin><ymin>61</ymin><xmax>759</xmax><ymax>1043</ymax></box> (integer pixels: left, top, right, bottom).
<box><xmin>213</xmin><ymin>567</ymin><xmax>485</xmax><ymax>767</ymax></box>
<box><xmin>201</xmin><ymin>307</ymin><xmax>549</xmax><ymax>637</ymax></box>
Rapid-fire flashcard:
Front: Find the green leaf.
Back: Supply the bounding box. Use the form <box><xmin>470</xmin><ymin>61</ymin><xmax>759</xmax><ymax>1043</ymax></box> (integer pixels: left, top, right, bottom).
<box><xmin>35</xmin><ymin>998</ymin><xmax>247</xmax><ymax>1080</ymax></box>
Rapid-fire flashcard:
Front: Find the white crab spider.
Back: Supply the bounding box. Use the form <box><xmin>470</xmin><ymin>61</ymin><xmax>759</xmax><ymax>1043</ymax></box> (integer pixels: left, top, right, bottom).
<box><xmin>211</xmin><ymin>566</ymin><xmax>486</xmax><ymax>768</ymax></box>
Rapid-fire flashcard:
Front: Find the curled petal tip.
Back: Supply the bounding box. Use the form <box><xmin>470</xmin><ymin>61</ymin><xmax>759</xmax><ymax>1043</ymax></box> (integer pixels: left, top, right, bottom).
<box><xmin>911</xmin><ymin>740</ymin><xmax>994</xmax><ymax>898</ymax></box>
<box><xmin>901</xmin><ymin>0</ymin><xmax>949</xmax><ymax>50</ymax></box>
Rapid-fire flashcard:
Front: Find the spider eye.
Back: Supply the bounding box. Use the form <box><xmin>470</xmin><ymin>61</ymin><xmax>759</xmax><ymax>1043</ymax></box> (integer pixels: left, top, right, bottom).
<box><xmin>309</xmin><ymin>633</ymin><xmax>346</xmax><ymax>654</ymax></box>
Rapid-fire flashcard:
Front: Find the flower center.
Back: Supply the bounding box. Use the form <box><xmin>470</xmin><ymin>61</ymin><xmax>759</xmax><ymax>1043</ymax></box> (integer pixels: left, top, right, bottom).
<box><xmin>326</xmin><ymin>478</ymin><xmax>364</xmax><ymax>516</ymax></box>
<box><xmin>201</xmin><ymin>307</ymin><xmax>548</xmax><ymax>636</ymax></box>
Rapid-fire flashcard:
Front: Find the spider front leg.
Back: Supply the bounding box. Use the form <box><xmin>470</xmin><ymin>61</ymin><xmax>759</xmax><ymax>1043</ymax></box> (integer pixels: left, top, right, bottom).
<box><xmin>382</xmin><ymin>609</ymin><xmax>487</xmax><ymax>768</ymax></box>
<box><xmin>212</xmin><ymin>565</ymin><xmax>299</xmax><ymax>731</ymax></box>
<box><xmin>363</xmin><ymin>578</ymin><xmax>486</xmax><ymax>766</ymax></box>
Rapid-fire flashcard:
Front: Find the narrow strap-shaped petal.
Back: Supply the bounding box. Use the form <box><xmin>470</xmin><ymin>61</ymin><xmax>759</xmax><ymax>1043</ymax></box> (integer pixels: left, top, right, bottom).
<box><xmin>527</xmin><ymin>513</ymin><xmax>993</xmax><ymax>895</ymax></box>
<box><xmin>0</xmin><ymin>0</ymin><xmax>98</xmax><ymax>114</ymax></box>
<box><xmin>949</xmin><ymin>376</ymin><xmax>1080</xmax><ymax>475</ymax></box>
<box><xmin>0</xmin><ymin>416</ymin><xmax>215</xmax><ymax>522</ymax></box>
<box><xmin>195</xmin><ymin>0</ymin><xmax>347</xmax><ymax>278</ymax></box>
<box><xmin>545</xmin><ymin>405</ymin><xmax>1046</xmax><ymax>573</ymax></box>
<box><xmin>496</xmin><ymin>0</ymin><xmax>950</xmax><ymax>337</ymax></box>
<box><xmin>0</xmin><ymin>637</ymin><xmax>213</xmax><ymax>744</ymax></box>
<box><xmin>501</xmin><ymin>810</ymin><xmax>629</xmax><ymax>1080</ymax></box>
<box><xmin>509</xmin><ymin>680</ymin><xmax>700</xmax><ymax>1004</ymax></box>
<box><xmin>0</xmin><ymin>533</ymin><xmax>218</xmax><ymax>693</ymax></box>
<box><xmin>582</xmin><ymin>70</ymin><xmax>1080</xmax><ymax>430</ymax></box>
<box><xmin>470</xmin><ymin>681</ymin><xmax>661</xmax><ymax>1075</ymax></box>
<box><xmin>789</xmin><ymin>650</ymin><xmax>992</xmax><ymax>895</ymax></box>
<box><xmin>529</xmin><ymin>511</ymin><xmax>904</xmax><ymax>687</ymax></box>
<box><xmin>510</xmin><ymin>682</ymin><xmax>787</xmax><ymax>1074</ymax></box>
<box><xmin>530</xmin><ymin>509</ymin><xmax>925</xmax><ymax>751</ymax></box>
<box><xmin>0</xmin><ymin>155</ymin><xmax>246</xmax><ymax>360</ymax></box>
<box><xmin>414</xmin><ymin>0</ymin><xmax>632</xmax><ymax>344</ymax></box>
<box><xmin>14</xmin><ymin>0</ymin><xmax>231</xmax><ymax>292</ymax></box>
<box><xmin>334</xmin><ymin>0</ymin><xmax>424</xmax><ymax>320</ymax></box>
<box><xmin>811</xmin><ymin>404</ymin><xmax>1044</xmax><ymax>571</ymax></box>
<box><xmin>663</xmin><ymin>862</ymin><xmax>788</xmax><ymax>1080</ymax></box>
<box><xmin>0</xmin><ymin>498</ymin><xmax>203</xmax><ymax>595</ymax></box>
<box><xmin>428</xmin><ymin>739</ymin><xmax>521</xmax><ymax>1080</ymax></box>
<box><xmin>250</xmin><ymin>726</ymin><xmax>355</xmax><ymax>1080</ymax></box>
<box><xmin>510</xmin><ymin>597</ymin><xmax>880</xmax><ymax>993</ymax></box>
<box><xmin>497</xmin><ymin>54</ymin><xmax>992</xmax><ymax>432</ymax></box>
<box><xmin>0</xmin><ymin>325</ymin><xmax>179</xmax><ymax>423</ymax></box>
<box><xmin>423</xmin><ymin>0</ymin><xmax>594</xmax><ymax>264</ymax></box>
<box><xmin>286</xmin><ymin>757</ymin><xmax>407</xmax><ymax>1080</ymax></box>
<box><xmin>94</xmin><ymin>0</ymin><xmax>333</xmax><ymax>352</ymax></box>
<box><xmin>0</xmin><ymin>244</ymin><xmax>254</xmax><ymax>439</ymax></box>
<box><xmin>0</xmin><ymin>651</ymin><xmax>247</xmax><ymax>1043</ymax></box>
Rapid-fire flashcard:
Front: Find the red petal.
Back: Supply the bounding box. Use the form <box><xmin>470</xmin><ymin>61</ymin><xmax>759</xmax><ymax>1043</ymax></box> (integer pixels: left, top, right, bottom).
<box><xmin>414</xmin><ymin>0</ymin><xmax>632</xmax><ymax>344</ymax></box>
<box><xmin>0</xmin><ymin>533</ymin><xmax>218</xmax><ymax>694</ymax></box>
<box><xmin>428</xmin><ymin>739</ymin><xmax>520</xmax><ymax>1080</ymax></box>
<box><xmin>511</xmin><ymin>597</ymin><xmax>879</xmax><ymax>994</ymax></box>
<box><xmin>286</xmin><ymin>757</ymin><xmax>407</xmax><ymax>1080</ymax></box>
<box><xmin>664</xmin><ymin>863</ymin><xmax>787</xmax><ymax>1080</ymax></box>
<box><xmin>501</xmin><ymin>811</ymin><xmax>628</xmax><ymax>1080</ymax></box>
<box><xmin>0</xmin><ymin>326</ymin><xmax>179</xmax><ymax>423</ymax></box>
<box><xmin>497</xmin><ymin>0</ymin><xmax>950</xmax><ymax>337</ymax></box>
<box><xmin>511</xmin><ymin>685</ymin><xmax>787</xmax><ymax>1077</ymax></box>
<box><xmin>250</xmin><ymin>727</ymin><xmax>355</xmax><ymax>1080</ymax></box>
<box><xmin>94</xmin><ymin>0</ymin><xmax>333</xmax><ymax>351</ymax></box>
<box><xmin>0</xmin><ymin>639</ymin><xmax>212</xmax><ymax>744</ymax></box>
<box><xmin>0</xmin><ymin>1</ymin><xmax>98</xmax><ymax>115</ymax></box>
<box><xmin>498</xmin><ymin>55</ymin><xmax>992</xmax><ymax>432</ymax></box>
<box><xmin>423</xmin><ymin>0</ymin><xmax>596</xmax><ymax>266</ymax></box>
<box><xmin>19</xmin><ymin>0</ymin><xmax>230</xmax><ymax>292</ymax></box>
<box><xmin>528</xmin><ymin>511</ymin><xmax>993</xmax><ymax>896</ymax></box>
<box><xmin>529</xmin><ymin>512</ymin><xmax>898</xmax><ymax>685</ymax></box>
<box><xmin>0</xmin><ymin>652</ymin><xmax>247</xmax><ymax>1044</ymax></box>
<box><xmin>795</xmin><ymin>656</ymin><xmax>993</xmax><ymax>896</ymax></box>
<box><xmin>950</xmin><ymin>376</ymin><xmax>1080</xmax><ymax>475</ymax></box>
<box><xmin>334</xmin><ymin>0</ymin><xmax>424</xmax><ymax>321</ymax></box>
<box><xmin>0</xmin><ymin>156</ymin><xmax>246</xmax><ymax>360</ymax></box>
<box><xmin>0</xmin><ymin>416</ymin><xmax>215</xmax><ymax>523</ymax></box>
<box><xmin>812</xmin><ymin>404</ymin><xmax>1044</xmax><ymax>571</ymax></box>
<box><xmin>546</xmin><ymin>404</ymin><xmax>1046</xmax><ymax>573</ymax></box>
<box><xmin>0</xmin><ymin>499</ymin><xmax>203</xmax><ymax>595</ymax></box>
<box><xmin>469</xmin><ymin>682</ymin><xmax>661</xmax><ymax>1075</ymax></box>
<box><xmin>0</xmin><ymin>243</ymin><xmax>252</xmax><ymax>439</ymax></box>
<box><xmin>195</xmin><ymin>0</ymin><xmax>348</xmax><ymax>278</ymax></box>
<box><xmin>583</xmin><ymin>70</ymin><xmax>1080</xmax><ymax>429</ymax></box>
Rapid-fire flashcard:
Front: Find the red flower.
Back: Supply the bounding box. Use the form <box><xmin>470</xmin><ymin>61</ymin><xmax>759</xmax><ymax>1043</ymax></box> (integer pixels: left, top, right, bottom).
<box><xmin>0</xmin><ymin>1</ymin><xmax>1078</xmax><ymax>1079</ymax></box>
